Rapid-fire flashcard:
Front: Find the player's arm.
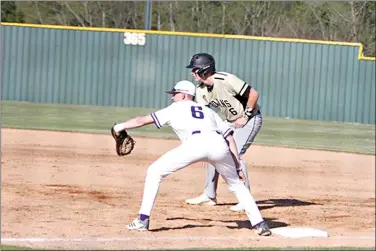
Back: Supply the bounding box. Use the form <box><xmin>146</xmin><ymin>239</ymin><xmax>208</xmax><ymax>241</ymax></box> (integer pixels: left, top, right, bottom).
<box><xmin>113</xmin><ymin>115</ymin><xmax>154</xmax><ymax>133</ymax></box>
<box><xmin>225</xmin><ymin>133</ymin><xmax>244</xmax><ymax>181</ymax></box>
<box><xmin>113</xmin><ymin>104</ymin><xmax>174</xmax><ymax>133</ymax></box>
<box><xmin>234</xmin><ymin>86</ymin><xmax>259</xmax><ymax>129</ymax></box>
<box><xmin>225</xmin><ymin>74</ymin><xmax>249</xmax><ymax>96</ymax></box>
<box><xmin>213</xmin><ymin>111</ymin><xmax>242</xmax><ymax>175</ymax></box>
<box><xmin>226</xmin><ymin>74</ymin><xmax>259</xmax><ymax>112</ymax></box>
<box><xmin>226</xmin><ymin>134</ymin><xmax>240</xmax><ymax>162</ymax></box>
<box><xmin>245</xmin><ymin>87</ymin><xmax>259</xmax><ymax>112</ymax></box>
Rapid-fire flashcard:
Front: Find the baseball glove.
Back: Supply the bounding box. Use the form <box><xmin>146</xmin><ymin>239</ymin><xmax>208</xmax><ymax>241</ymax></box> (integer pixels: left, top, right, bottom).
<box><xmin>111</xmin><ymin>125</ymin><xmax>136</xmax><ymax>156</ymax></box>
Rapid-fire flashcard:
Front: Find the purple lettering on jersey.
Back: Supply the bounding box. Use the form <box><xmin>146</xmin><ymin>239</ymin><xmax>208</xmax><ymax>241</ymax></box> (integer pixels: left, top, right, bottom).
<box><xmin>191</xmin><ymin>106</ymin><xmax>204</xmax><ymax>119</ymax></box>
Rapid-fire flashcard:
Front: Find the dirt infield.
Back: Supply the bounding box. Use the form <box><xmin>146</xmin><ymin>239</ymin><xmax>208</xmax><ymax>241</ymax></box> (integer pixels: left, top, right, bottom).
<box><xmin>1</xmin><ymin>128</ymin><xmax>375</xmax><ymax>250</ymax></box>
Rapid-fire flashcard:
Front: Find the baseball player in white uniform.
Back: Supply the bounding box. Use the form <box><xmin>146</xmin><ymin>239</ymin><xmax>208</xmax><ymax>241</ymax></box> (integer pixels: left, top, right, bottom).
<box><xmin>112</xmin><ymin>80</ymin><xmax>271</xmax><ymax>236</ymax></box>
<box><xmin>185</xmin><ymin>53</ymin><xmax>263</xmax><ymax>212</ymax></box>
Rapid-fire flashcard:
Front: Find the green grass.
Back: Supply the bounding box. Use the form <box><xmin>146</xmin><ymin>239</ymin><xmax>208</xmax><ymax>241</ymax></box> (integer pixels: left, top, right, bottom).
<box><xmin>0</xmin><ymin>245</ymin><xmax>34</xmax><ymax>250</ymax></box>
<box><xmin>1</xmin><ymin>101</ymin><xmax>375</xmax><ymax>155</ymax></box>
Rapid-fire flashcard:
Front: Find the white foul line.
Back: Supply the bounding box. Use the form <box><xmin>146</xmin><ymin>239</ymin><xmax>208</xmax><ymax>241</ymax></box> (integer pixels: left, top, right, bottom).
<box><xmin>1</xmin><ymin>235</ymin><xmax>374</xmax><ymax>243</ymax></box>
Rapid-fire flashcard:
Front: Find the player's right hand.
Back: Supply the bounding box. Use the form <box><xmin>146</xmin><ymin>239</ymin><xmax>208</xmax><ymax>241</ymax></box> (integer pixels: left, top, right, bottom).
<box><xmin>237</xmin><ymin>169</ymin><xmax>245</xmax><ymax>183</ymax></box>
<box><xmin>234</xmin><ymin>157</ymin><xmax>245</xmax><ymax>182</ymax></box>
<box><xmin>234</xmin><ymin>115</ymin><xmax>249</xmax><ymax>128</ymax></box>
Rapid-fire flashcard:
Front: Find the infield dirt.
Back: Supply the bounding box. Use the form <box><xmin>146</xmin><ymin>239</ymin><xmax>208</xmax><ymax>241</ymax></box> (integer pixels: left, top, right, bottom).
<box><xmin>1</xmin><ymin>128</ymin><xmax>375</xmax><ymax>249</ymax></box>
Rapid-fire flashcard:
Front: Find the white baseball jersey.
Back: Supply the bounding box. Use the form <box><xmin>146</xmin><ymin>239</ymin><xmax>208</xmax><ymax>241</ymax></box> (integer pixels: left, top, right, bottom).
<box><xmin>139</xmin><ymin>99</ymin><xmax>265</xmax><ymax>227</ymax></box>
<box><xmin>151</xmin><ymin>100</ymin><xmax>233</xmax><ymax>142</ymax></box>
<box><xmin>139</xmin><ymin>100</ymin><xmax>265</xmax><ymax>227</ymax></box>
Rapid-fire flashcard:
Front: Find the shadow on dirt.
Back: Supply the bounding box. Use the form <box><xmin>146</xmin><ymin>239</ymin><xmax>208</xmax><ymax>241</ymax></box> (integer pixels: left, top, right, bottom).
<box><xmin>257</xmin><ymin>198</ymin><xmax>323</xmax><ymax>210</ymax></box>
<box><xmin>225</xmin><ymin>217</ymin><xmax>288</xmax><ymax>229</ymax></box>
<box><xmin>216</xmin><ymin>198</ymin><xmax>322</xmax><ymax>210</ymax></box>
<box><xmin>150</xmin><ymin>224</ymin><xmax>215</xmax><ymax>232</ymax></box>
<box><xmin>151</xmin><ymin>217</ymin><xmax>287</xmax><ymax>232</ymax></box>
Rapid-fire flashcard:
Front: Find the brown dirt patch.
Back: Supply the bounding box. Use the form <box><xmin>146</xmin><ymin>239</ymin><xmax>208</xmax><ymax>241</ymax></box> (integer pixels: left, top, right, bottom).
<box><xmin>1</xmin><ymin>128</ymin><xmax>375</xmax><ymax>249</ymax></box>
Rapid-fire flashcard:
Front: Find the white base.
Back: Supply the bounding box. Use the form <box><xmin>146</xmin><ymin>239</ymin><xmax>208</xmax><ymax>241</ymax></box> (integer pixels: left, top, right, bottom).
<box><xmin>271</xmin><ymin>227</ymin><xmax>329</xmax><ymax>238</ymax></box>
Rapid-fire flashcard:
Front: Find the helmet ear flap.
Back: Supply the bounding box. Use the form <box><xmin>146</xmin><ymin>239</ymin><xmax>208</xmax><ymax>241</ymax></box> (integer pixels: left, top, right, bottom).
<box><xmin>197</xmin><ymin>63</ymin><xmax>215</xmax><ymax>77</ymax></box>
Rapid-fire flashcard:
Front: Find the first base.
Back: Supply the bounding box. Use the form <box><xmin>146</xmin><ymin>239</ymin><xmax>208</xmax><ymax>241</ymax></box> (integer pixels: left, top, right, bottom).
<box><xmin>271</xmin><ymin>227</ymin><xmax>329</xmax><ymax>238</ymax></box>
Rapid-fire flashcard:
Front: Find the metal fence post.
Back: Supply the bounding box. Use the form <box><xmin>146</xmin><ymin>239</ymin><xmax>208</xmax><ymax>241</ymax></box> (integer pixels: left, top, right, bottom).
<box><xmin>144</xmin><ymin>0</ymin><xmax>152</xmax><ymax>30</ymax></box>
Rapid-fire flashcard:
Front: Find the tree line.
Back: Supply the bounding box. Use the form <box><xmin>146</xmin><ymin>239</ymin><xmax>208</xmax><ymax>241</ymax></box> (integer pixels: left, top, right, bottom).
<box><xmin>2</xmin><ymin>1</ymin><xmax>375</xmax><ymax>56</ymax></box>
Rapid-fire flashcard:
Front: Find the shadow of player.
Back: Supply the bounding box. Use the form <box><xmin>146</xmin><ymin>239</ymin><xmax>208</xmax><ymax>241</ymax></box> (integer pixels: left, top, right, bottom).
<box><xmin>216</xmin><ymin>198</ymin><xmax>322</xmax><ymax>211</ymax></box>
<box><xmin>150</xmin><ymin>217</ymin><xmax>287</xmax><ymax>232</ymax></box>
<box><xmin>150</xmin><ymin>224</ymin><xmax>215</xmax><ymax>232</ymax></box>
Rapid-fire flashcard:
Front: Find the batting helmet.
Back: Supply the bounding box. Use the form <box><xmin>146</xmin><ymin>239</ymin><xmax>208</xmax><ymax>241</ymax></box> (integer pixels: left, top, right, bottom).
<box><xmin>186</xmin><ymin>53</ymin><xmax>216</xmax><ymax>77</ymax></box>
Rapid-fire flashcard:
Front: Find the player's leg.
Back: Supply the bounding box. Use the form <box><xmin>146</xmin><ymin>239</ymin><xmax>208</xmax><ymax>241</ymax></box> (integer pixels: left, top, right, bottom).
<box><xmin>185</xmin><ymin>133</ymin><xmax>227</xmax><ymax>205</ymax></box>
<box><xmin>185</xmin><ymin>163</ymin><xmax>218</xmax><ymax>205</ymax></box>
<box><xmin>204</xmin><ymin>164</ymin><xmax>219</xmax><ymax>199</ymax></box>
<box><xmin>128</xmin><ymin>142</ymin><xmax>206</xmax><ymax>231</ymax></box>
<box><xmin>234</xmin><ymin>112</ymin><xmax>263</xmax><ymax>190</ymax></box>
<box><xmin>185</xmin><ymin>114</ymin><xmax>262</xmax><ymax>206</ymax></box>
<box><xmin>214</xmin><ymin>153</ymin><xmax>272</xmax><ymax>236</ymax></box>
<box><xmin>230</xmin><ymin>112</ymin><xmax>262</xmax><ymax>211</ymax></box>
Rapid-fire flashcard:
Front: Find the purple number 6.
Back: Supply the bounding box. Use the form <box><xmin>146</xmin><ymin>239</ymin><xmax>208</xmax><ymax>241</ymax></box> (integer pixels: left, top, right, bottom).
<box><xmin>191</xmin><ymin>106</ymin><xmax>204</xmax><ymax>119</ymax></box>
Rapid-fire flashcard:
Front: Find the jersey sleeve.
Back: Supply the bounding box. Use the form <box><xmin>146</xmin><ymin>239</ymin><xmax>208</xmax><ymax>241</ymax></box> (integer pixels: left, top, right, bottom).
<box><xmin>151</xmin><ymin>103</ymin><xmax>175</xmax><ymax>129</ymax></box>
<box><xmin>213</xmin><ymin>111</ymin><xmax>234</xmax><ymax>138</ymax></box>
<box><xmin>225</xmin><ymin>74</ymin><xmax>250</xmax><ymax>96</ymax></box>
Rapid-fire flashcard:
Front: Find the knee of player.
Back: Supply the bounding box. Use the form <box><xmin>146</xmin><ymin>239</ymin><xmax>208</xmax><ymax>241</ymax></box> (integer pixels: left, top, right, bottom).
<box><xmin>145</xmin><ymin>164</ymin><xmax>167</xmax><ymax>180</ymax></box>
<box><xmin>146</xmin><ymin>164</ymin><xmax>159</xmax><ymax>175</ymax></box>
<box><xmin>227</xmin><ymin>180</ymin><xmax>245</xmax><ymax>192</ymax></box>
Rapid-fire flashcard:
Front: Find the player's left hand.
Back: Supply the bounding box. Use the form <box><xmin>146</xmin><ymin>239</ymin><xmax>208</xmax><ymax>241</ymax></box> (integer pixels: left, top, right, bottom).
<box><xmin>234</xmin><ymin>116</ymin><xmax>248</xmax><ymax>128</ymax></box>
<box><xmin>111</xmin><ymin>124</ymin><xmax>136</xmax><ymax>156</ymax></box>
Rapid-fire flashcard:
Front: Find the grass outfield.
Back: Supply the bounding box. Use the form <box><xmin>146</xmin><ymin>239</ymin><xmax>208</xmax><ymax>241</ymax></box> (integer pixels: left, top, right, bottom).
<box><xmin>1</xmin><ymin>100</ymin><xmax>375</xmax><ymax>154</ymax></box>
<box><xmin>0</xmin><ymin>245</ymin><xmax>33</xmax><ymax>250</ymax></box>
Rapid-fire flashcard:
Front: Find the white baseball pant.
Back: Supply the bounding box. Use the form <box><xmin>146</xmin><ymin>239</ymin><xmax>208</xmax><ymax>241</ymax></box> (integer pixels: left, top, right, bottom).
<box><xmin>204</xmin><ymin>112</ymin><xmax>263</xmax><ymax>197</ymax></box>
<box><xmin>137</xmin><ymin>131</ymin><xmax>264</xmax><ymax>226</ymax></box>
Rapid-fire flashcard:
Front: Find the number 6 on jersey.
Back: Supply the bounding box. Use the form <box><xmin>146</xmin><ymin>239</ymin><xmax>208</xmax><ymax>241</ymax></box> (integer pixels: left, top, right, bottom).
<box><xmin>191</xmin><ymin>106</ymin><xmax>204</xmax><ymax>119</ymax></box>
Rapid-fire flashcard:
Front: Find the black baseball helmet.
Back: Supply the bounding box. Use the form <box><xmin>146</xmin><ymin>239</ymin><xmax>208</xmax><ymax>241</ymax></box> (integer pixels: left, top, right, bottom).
<box><xmin>186</xmin><ymin>53</ymin><xmax>216</xmax><ymax>77</ymax></box>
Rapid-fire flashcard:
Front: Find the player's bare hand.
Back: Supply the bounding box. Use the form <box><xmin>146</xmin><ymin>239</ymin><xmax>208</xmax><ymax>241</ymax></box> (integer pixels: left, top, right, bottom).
<box><xmin>237</xmin><ymin>169</ymin><xmax>245</xmax><ymax>182</ymax></box>
<box><xmin>234</xmin><ymin>157</ymin><xmax>244</xmax><ymax>182</ymax></box>
<box><xmin>234</xmin><ymin>116</ymin><xmax>248</xmax><ymax>128</ymax></box>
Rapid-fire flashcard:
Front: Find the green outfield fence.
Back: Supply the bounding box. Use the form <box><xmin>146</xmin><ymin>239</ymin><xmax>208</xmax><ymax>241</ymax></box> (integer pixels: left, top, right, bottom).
<box><xmin>1</xmin><ymin>23</ymin><xmax>375</xmax><ymax>124</ymax></box>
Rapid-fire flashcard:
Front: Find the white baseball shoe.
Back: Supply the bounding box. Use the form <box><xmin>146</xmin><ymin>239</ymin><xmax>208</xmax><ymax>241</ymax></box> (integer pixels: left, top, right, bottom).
<box><xmin>127</xmin><ymin>218</ymin><xmax>150</xmax><ymax>231</ymax></box>
<box><xmin>255</xmin><ymin>221</ymin><xmax>272</xmax><ymax>236</ymax></box>
<box><xmin>185</xmin><ymin>194</ymin><xmax>217</xmax><ymax>206</ymax></box>
<box><xmin>230</xmin><ymin>203</ymin><xmax>245</xmax><ymax>212</ymax></box>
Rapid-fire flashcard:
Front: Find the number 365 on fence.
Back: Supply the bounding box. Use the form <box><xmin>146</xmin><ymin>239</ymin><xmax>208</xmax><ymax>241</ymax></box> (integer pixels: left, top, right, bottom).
<box><xmin>123</xmin><ymin>32</ymin><xmax>146</xmax><ymax>46</ymax></box>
